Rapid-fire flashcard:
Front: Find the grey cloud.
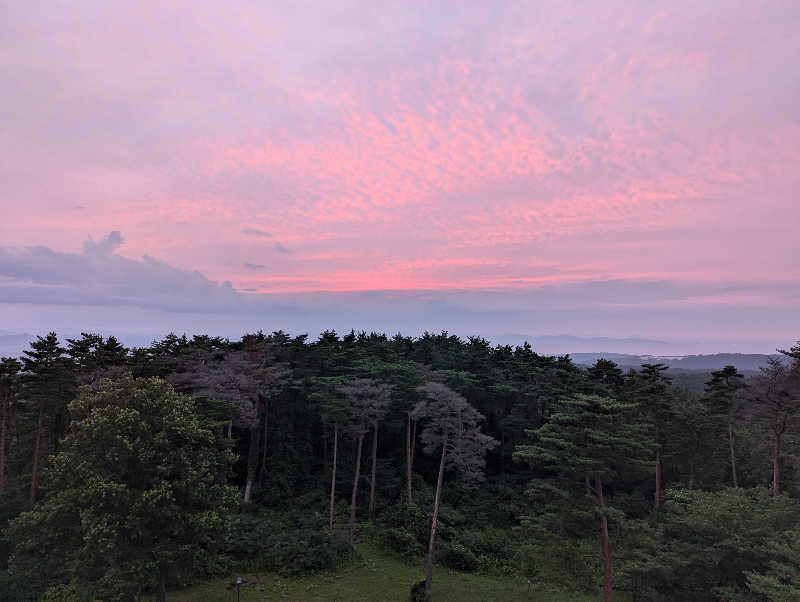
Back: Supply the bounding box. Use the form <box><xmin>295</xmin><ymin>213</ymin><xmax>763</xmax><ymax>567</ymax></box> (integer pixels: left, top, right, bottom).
<box><xmin>0</xmin><ymin>233</ymin><xmax>239</xmax><ymax>313</ymax></box>
<box><xmin>83</xmin><ymin>231</ymin><xmax>124</xmax><ymax>256</ymax></box>
<box><xmin>241</xmin><ymin>228</ymin><xmax>272</xmax><ymax>238</ymax></box>
<box><xmin>244</xmin><ymin>262</ymin><xmax>266</xmax><ymax>270</ymax></box>
<box><xmin>274</xmin><ymin>242</ymin><xmax>289</xmax><ymax>254</ymax></box>
<box><xmin>1</xmin><ymin>235</ymin><xmax>797</xmax><ymax>354</ymax></box>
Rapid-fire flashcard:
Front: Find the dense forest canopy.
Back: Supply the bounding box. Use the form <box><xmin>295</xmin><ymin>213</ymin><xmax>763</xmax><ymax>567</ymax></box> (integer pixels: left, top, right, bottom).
<box><xmin>1</xmin><ymin>330</ymin><xmax>799</xmax><ymax>601</ymax></box>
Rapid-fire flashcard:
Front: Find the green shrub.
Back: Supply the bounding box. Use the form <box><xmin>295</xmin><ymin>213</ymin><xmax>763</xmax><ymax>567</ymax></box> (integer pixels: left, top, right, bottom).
<box><xmin>378</xmin><ymin>503</ymin><xmax>430</xmax><ymax>562</ymax></box>
<box><xmin>438</xmin><ymin>541</ymin><xmax>479</xmax><ymax>572</ymax></box>
<box><xmin>381</xmin><ymin>527</ymin><xmax>425</xmax><ymax>561</ymax></box>
<box><xmin>41</xmin><ymin>584</ymin><xmax>80</xmax><ymax>602</ymax></box>
<box><xmin>409</xmin><ymin>579</ymin><xmax>431</xmax><ymax>601</ymax></box>
<box><xmin>223</xmin><ymin>510</ymin><xmax>352</xmax><ymax>577</ymax></box>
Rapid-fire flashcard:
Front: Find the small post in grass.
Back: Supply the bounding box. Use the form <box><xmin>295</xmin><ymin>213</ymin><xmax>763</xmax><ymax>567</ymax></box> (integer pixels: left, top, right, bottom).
<box><xmin>236</xmin><ymin>576</ymin><xmax>242</xmax><ymax>601</ymax></box>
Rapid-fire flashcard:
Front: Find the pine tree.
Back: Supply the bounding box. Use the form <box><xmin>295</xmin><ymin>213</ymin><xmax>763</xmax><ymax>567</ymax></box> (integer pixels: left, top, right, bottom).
<box><xmin>0</xmin><ymin>357</ymin><xmax>22</xmax><ymax>494</ymax></box>
<box><xmin>413</xmin><ymin>381</ymin><xmax>498</xmax><ymax>594</ymax></box>
<box><xmin>704</xmin><ymin>365</ymin><xmax>746</xmax><ymax>488</ymax></box>
<box><xmin>515</xmin><ymin>394</ymin><xmax>652</xmax><ymax>602</ymax></box>
<box><xmin>338</xmin><ymin>378</ymin><xmax>391</xmax><ymax>546</ymax></box>
<box><xmin>21</xmin><ymin>332</ymin><xmax>74</xmax><ymax>502</ymax></box>
<box><xmin>635</xmin><ymin>363</ymin><xmax>673</xmax><ymax>508</ymax></box>
<box><xmin>750</xmin><ymin>357</ymin><xmax>800</xmax><ymax>495</ymax></box>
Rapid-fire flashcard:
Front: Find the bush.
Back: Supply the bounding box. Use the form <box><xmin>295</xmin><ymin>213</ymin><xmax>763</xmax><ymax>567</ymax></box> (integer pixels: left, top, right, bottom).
<box><xmin>224</xmin><ymin>509</ymin><xmax>353</xmax><ymax>577</ymax></box>
<box><xmin>516</xmin><ymin>538</ymin><xmax>599</xmax><ymax>593</ymax></box>
<box><xmin>452</xmin><ymin>527</ymin><xmax>517</xmax><ymax>574</ymax></box>
<box><xmin>409</xmin><ymin>579</ymin><xmax>430</xmax><ymax>601</ymax></box>
<box><xmin>268</xmin><ymin>529</ymin><xmax>352</xmax><ymax>577</ymax></box>
<box><xmin>438</xmin><ymin>541</ymin><xmax>479</xmax><ymax>572</ymax></box>
<box><xmin>382</xmin><ymin>527</ymin><xmax>425</xmax><ymax>561</ymax></box>
<box><xmin>41</xmin><ymin>584</ymin><xmax>80</xmax><ymax>602</ymax></box>
<box><xmin>378</xmin><ymin>503</ymin><xmax>430</xmax><ymax>562</ymax></box>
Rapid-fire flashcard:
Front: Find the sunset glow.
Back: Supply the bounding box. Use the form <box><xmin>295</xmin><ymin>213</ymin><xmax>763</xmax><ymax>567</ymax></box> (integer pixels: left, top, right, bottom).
<box><xmin>2</xmin><ymin>1</ymin><xmax>798</xmax><ymax>351</ymax></box>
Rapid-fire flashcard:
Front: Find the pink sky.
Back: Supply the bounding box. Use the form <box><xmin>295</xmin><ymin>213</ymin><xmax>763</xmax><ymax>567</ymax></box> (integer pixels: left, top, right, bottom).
<box><xmin>1</xmin><ymin>1</ymin><xmax>798</xmax><ymax>351</ymax></box>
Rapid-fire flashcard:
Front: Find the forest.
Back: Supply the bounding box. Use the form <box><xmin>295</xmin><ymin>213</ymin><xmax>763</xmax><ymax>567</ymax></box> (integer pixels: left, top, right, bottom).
<box><xmin>1</xmin><ymin>329</ymin><xmax>799</xmax><ymax>601</ymax></box>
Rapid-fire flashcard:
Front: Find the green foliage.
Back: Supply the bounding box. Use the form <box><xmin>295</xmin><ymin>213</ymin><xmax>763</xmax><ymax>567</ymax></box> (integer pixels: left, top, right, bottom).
<box><xmin>41</xmin><ymin>583</ymin><xmax>81</xmax><ymax>602</ymax></box>
<box><xmin>224</xmin><ymin>509</ymin><xmax>352</xmax><ymax>577</ymax></box>
<box><xmin>409</xmin><ymin>579</ymin><xmax>431</xmax><ymax>601</ymax></box>
<box><xmin>379</xmin><ymin>502</ymin><xmax>430</xmax><ymax>561</ymax></box>
<box><xmin>745</xmin><ymin>526</ymin><xmax>800</xmax><ymax>599</ymax></box>
<box><xmin>516</xmin><ymin>537</ymin><xmax>599</xmax><ymax>593</ymax></box>
<box><xmin>2</xmin><ymin>329</ymin><xmax>800</xmax><ymax>599</ymax></box>
<box><xmin>624</xmin><ymin>487</ymin><xmax>800</xmax><ymax>601</ymax></box>
<box><xmin>4</xmin><ymin>376</ymin><xmax>238</xmax><ymax>600</ymax></box>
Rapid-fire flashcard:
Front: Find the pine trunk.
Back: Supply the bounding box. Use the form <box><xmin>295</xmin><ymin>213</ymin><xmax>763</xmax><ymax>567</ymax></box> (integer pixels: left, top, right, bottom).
<box><xmin>30</xmin><ymin>400</ymin><xmax>44</xmax><ymax>503</ymax></box>
<box><xmin>773</xmin><ymin>430</ymin><xmax>782</xmax><ymax>496</ymax></box>
<box><xmin>329</xmin><ymin>424</ymin><xmax>338</xmax><ymax>531</ymax></box>
<box><xmin>425</xmin><ymin>428</ymin><xmax>448</xmax><ymax>593</ymax></box>
<box><xmin>243</xmin><ymin>405</ymin><xmax>261</xmax><ymax>503</ymax></box>
<box><xmin>259</xmin><ymin>397</ymin><xmax>270</xmax><ymax>480</ymax></box>
<box><xmin>368</xmin><ymin>422</ymin><xmax>378</xmax><ymax>517</ymax></box>
<box><xmin>0</xmin><ymin>393</ymin><xmax>6</xmax><ymax>494</ymax></box>
<box><xmin>595</xmin><ymin>474</ymin><xmax>613</xmax><ymax>602</ymax></box>
<box><xmin>654</xmin><ymin>445</ymin><xmax>662</xmax><ymax>509</ymax></box>
<box><xmin>348</xmin><ymin>432</ymin><xmax>365</xmax><ymax>546</ymax></box>
<box><xmin>728</xmin><ymin>420</ymin><xmax>738</xmax><ymax>488</ymax></box>
<box><xmin>406</xmin><ymin>415</ymin><xmax>413</xmax><ymax>505</ymax></box>
<box><xmin>156</xmin><ymin>562</ymin><xmax>167</xmax><ymax>602</ymax></box>
<box><xmin>411</xmin><ymin>418</ymin><xmax>417</xmax><ymax>467</ymax></box>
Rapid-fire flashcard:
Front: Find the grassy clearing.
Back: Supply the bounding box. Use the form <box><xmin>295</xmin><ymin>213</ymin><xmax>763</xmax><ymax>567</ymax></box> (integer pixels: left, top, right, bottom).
<box><xmin>171</xmin><ymin>544</ymin><xmax>613</xmax><ymax>601</ymax></box>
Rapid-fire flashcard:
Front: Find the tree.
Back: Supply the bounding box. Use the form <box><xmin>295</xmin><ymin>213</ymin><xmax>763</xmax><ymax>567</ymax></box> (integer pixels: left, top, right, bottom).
<box><xmin>21</xmin><ymin>332</ymin><xmax>74</xmax><ymax>503</ymax></box>
<box><xmin>339</xmin><ymin>378</ymin><xmax>391</xmax><ymax>546</ymax></box>
<box><xmin>312</xmin><ymin>376</ymin><xmax>348</xmax><ymax>532</ymax></box>
<box><xmin>746</xmin><ymin>524</ymin><xmax>800</xmax><ymax>600</ymax></box>
<box><xmin>413</xmin><ymin>381</ymin><xmax>498</xmax><ymax>594</ymax></box>
<box><xmin>0</xmin><ymin>357</ymin><xmax>21</xmax><ymax>494</ymax></box>
<box><xmin>625</xmin><ymin>488</ymin><xmax>799</xmax><ymax>601</ymax></box>
<box><xmin>703</xmin><ymin>365</ymin><xmax>746</xmax><ymax>488</ymax></box>
<box><xmin>169</xmin><ymin>346</ymin><xmax>266</xmax><ymax>502</ymax></box>
<box><xmin>750</xmin><ymin>357</ymin><xmax>800</xmax><ymax>495</ymax></box>
<box><xmin>5</xmin><ymin>375</ymin><xmax>237</xmax><ymax>601</ymax></box>
<box><xmin>515</xmin><ymin>394</ymin><xmax>651</xmax><ymax>602</ymax></box>
<box><xmin>635</xmin><ymin>364</ymin><xmax>673</xmax><ymax>508</ymax></box>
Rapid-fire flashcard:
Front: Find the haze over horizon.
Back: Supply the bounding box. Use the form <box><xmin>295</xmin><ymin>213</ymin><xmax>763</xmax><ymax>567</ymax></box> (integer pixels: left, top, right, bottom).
<box><xmin>2</xmin><ymin>2</ymin><xmax>798</xmax><ymax>353</ymax></box>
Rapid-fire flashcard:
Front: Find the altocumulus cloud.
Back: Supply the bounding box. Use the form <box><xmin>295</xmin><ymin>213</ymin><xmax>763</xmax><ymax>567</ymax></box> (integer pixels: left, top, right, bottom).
<box><xmin>0</xmin><ymin>232</ymin><xmax>241</xmax><ymax>313</ymax></box>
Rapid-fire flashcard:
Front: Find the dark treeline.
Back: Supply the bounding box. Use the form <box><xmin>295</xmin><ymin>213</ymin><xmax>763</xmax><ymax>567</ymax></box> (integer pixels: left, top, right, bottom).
<box><xmin>1</xmin><ymin>330</ymin><xmax>799</xmax><ymax>601</ymax></box>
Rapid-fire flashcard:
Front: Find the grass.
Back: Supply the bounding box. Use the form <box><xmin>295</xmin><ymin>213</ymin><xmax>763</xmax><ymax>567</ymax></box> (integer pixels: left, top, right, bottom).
<box><xmin>171</xmin><ymin>543</ymin><xmax>616</xmax><ymax>601</ymax></box>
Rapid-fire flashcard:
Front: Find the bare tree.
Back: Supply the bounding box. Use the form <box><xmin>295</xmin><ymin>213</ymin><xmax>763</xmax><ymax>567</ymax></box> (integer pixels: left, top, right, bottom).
<box><xmin>413</xmin><ymin>381</ymin><xmax>498</xmax><ymax>594</ymax></box>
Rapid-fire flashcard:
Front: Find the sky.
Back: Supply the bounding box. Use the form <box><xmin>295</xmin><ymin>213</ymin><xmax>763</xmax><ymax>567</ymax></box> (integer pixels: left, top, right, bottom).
<box><xmin>1</xmin><ymin>1</ymin><xmax>799</xmax><ymax>354</ymax></box>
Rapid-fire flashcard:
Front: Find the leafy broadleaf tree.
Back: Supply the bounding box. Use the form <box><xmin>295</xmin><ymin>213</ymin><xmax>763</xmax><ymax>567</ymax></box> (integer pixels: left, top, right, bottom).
<box><xmin>515</xmin><ymin>394</ymin><xmax>652</xmax><ymax>602</ymax></box>
<box><xmin>5</xmin><ymin>376</ymin><xmax>237</xmax><ymax>602</ymax></box>
<box><xmin>413</xmin><ymin>381</ymin><xmax>498</xmax><ymax>594</ymax></box>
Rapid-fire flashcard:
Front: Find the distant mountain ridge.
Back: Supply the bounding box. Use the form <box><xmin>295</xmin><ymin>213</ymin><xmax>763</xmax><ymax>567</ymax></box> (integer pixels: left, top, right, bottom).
<box><xmin>568</xmin><ymin>352</ymin><xmax>785</xmax><ymax>373</ymax></box>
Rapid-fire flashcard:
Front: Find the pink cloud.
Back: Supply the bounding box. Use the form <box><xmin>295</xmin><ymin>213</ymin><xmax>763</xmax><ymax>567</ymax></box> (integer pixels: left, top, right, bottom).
<box><xmin>1</xmin><ymin>0</ymin><xmax>798</xmax><ymax>303</ymax></box>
